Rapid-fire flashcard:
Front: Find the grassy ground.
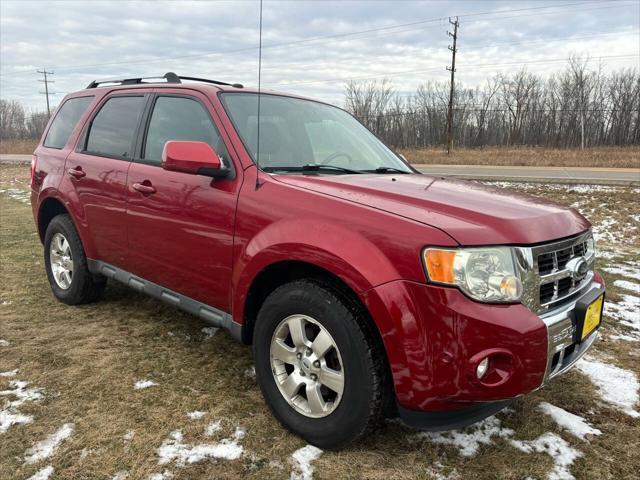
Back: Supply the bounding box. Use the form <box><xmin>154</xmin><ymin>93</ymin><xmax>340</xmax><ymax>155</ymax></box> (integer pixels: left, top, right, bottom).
<box><xmin>1</xmin><ymin>164</ymin><xmax>639</xmax><ymax>480</ymax></box>
<box><xmin>399</xmin><ymin>146</ymin><xmax>640</xmax><ymax>168</ymax></box>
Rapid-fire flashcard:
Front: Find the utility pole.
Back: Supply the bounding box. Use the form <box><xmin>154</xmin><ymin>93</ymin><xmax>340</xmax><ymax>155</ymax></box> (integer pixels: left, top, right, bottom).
<box><xmin>37</xmin><ymin>69</ymin><xmax>55</xmax><ymax>117</ymax></box>
<box><xmin>446</xmin><ymin>17</ymin><xmax>459</xmax><ymax>154</ymax></box>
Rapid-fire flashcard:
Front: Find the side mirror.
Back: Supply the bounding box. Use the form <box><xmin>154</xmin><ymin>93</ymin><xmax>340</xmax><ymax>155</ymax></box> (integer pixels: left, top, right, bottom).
<box><xmin>162</xmin><ymin>141</ymin><xmax>228</xmax><ymax>178</ymax></box>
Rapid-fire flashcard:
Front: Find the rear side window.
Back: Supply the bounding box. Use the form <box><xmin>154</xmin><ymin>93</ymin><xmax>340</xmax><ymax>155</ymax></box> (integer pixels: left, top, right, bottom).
<box><xmin>43</xmin><ymin>96</ymin><xmax>94</xmax><ymax>149</ymax></box>
<box><xmin>85</xmin><ymin>96</ymin><xmax>145</xmax><ymax>159</ymax></box>
<box><xmin>143</xmin><ymin>96</ymin><xmax>229</xmax><ymax>165</ymax></box>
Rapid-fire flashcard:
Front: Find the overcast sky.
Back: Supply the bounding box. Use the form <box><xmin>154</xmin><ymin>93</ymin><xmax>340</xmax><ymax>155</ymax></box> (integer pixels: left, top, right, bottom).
<box><xmin>1</xmin><ymin>0</ymin><xmax>638</xmax><ymax>111</ymax></box>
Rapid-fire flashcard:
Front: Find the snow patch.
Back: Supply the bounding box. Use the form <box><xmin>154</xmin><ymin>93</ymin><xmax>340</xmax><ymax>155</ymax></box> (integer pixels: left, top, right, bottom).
<box><xmin>24</xmin><ymin>423</ymin><xmax>75</xmax><ymax>464</ymax></box>
<box><xmin>0</xmin><ymin>339</ymin><xmax>9</xmax><ymax>347</ymax></box>
<box><xmin>290</xmin><ymin>444</ymin><xmax>323</xmax><ymax>480</ymax></box>
<box><xmin>538</xmin><ymin>402</ymin><xmax>601</xmax><ymax>440</ymax></box>
<box><xmin>147</xmin><ymin>471</ymin><xmax>173</xmax><ymax>480</ymax></box>
<box><xmin>576</xmin><ymin>359</ymin><xmax>639</xmax><ymax>417</ymax></box>
<box><xmin>0</xmin><ymin>369</ymin><xmax>18</xmax><ymax>377</ymax></box>
<box><xmin>201</xmin><ymin>327</ymin><xmax>219</xmax><ymax>339</ymax></box>
<box><xmin>157</xmin><ymin>426</ymin><xmax>244</xmax><ymax>466</ymax></box>
<box><xmin>603</xmin><ymin>264</ymin><xmax>640</xmax><ymax>282</ymax></box>
<box><xmin>413</xmin><ymin>415</ymin><xmax>514</xmax><ymax>457</ymax></box>
<box><xmin>614</xmin><ymin>280</ymin><xmax>640</xmax><ymax>294</ymax></box>
<box><xmin>511</xmin><ymin>432</ymin><xmax>582</xmax><ymax>480</ymax></box>
<box><xmin>27</xmin><ymin>465</ymin><xmax>54</xmax><ymax>480</ymax></box>
<box><xmin>204</xmin><ymin>420</ymin><xmax>222</xmax><ymax>436</ymax></box>
<box><xmin>610</xmin><ymin>333</ymin><xmax>640</xmax><ymax>342</ymax></box>
<box><xmin>0</xmin><ymin>188</ymin><xmax>31</xmax><ymax>204</ymax></box>
<box><xmin>134</xmin><ymin>379</ymin><xmax>158</xmax><ymax>390</ymax></box>
<box><xmin>593</xmin><ymin>217</ymin><xmax>619</xmax><ymax>244</ymax></box>
<box><xmin>244</xmin><ymin>366</ymin><xmax>256</xmax><ymax>380</ymax></box>
<box><xmin>0</xmin><ymin>379</ymin><xmax>44</xmax><ymax>433</ymax></box>
<box><xmin>605</xmin><ymin>293</ymin><xmax>640</xmax><ymax>340</ymax></box>
<box><xmin>187</xmin><ymin>411</ymin><xmax>206</xmax><ymax>420</ymax></box>
<box><xmin>112</xmin><ymin>471</ymin><xmax>129</xmax><ymax>480</ymax></box>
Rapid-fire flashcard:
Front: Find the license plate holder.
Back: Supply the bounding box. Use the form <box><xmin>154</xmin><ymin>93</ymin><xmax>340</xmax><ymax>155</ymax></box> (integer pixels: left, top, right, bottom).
<box><xmin>573</xmin><ymin>287</ymin><xmax>605</xmax><ymax>343</ymax></box>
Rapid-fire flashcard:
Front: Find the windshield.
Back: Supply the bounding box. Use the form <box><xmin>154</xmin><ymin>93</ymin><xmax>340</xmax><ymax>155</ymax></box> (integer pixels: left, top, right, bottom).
<box><xmin>220</xmin><ymin>93</ymin><xmax>412</xmax><ymax>173</ymax></box>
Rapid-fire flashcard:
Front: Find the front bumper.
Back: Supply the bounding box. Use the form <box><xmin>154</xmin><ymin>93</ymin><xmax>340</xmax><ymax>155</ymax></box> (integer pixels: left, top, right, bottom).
<box><xmin>362</xmin><ymin>272</ymin><xmax>604</xmax><ymax>428</ymax></box>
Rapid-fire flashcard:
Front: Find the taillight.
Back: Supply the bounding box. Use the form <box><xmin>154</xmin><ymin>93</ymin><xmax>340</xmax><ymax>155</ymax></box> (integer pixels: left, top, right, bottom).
<box><xmin>31</xmin><ymin>154</ymin><xmax>37</xmax><ymax>185</ymax></box>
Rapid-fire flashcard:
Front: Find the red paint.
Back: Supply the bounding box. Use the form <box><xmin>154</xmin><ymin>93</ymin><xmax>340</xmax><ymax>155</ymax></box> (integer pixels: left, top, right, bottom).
<box><xmin>162</xmin><ymin>140</ymin><xmax>221</xmax><ymax>174</ymax></box>
<box><xmin>31</xmin><ymin>81</ymin><xmax>598</xmax><ymax>417</ymax></box>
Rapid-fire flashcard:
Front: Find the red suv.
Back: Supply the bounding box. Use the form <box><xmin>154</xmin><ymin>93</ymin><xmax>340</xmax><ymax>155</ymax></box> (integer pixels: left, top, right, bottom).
<box><xmin>30</xmin><ymin>72</ymin><xmax>605</xmax><ymax>449</ymax></box>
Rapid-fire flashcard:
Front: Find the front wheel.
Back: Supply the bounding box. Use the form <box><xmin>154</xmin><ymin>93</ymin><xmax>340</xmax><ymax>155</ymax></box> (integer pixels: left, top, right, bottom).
<box><xmin>44</xmin><ymin>214</ymin><xmax>106</xmax><ymax>305</ymax></box>
<box><xmin>253</xmin><ymin>280</ymin><xmax>386</xmax><ymax>449</ymax></box>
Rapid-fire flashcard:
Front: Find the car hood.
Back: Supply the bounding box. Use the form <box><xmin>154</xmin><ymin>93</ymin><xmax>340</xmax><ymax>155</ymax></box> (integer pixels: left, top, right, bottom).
<box><xmin>273</xmin><ymin>173</ymin><xmax>590</xmax><ymax>245</ymax></box>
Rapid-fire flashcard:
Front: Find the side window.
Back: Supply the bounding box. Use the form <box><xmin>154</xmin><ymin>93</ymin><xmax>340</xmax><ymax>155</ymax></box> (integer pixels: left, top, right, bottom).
<box><xmin>43</xmin><ymin>96</ymin><xmax>94</xmax><ymax>149</ymax></box>
<box><xmin>85</xmin><ymin>96</ymin><xmax>145</xmax><ymax>159</ymax></box>
<box><xmin>143</xmin><ymin>96</ymin><xmax>229</xmax><ymax>165</ymax></box>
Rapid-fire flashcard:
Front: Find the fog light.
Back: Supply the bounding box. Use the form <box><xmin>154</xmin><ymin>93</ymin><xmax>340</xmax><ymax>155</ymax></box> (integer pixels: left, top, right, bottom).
<box><xmin>476</xmin><ymin>357</ymin><xmax>489</xmax><ymax>379</ymax></box>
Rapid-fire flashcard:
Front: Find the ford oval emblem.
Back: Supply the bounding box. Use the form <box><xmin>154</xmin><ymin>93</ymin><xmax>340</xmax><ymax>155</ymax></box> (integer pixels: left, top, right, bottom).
<box><xmin>566</xmin><ymin>256</ymin><xmax>588</xmax><ymax>281</ymax></box>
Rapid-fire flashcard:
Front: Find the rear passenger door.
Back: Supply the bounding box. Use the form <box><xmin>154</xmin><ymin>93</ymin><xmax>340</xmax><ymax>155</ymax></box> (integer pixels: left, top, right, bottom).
<box><xmin>65</xmin><ymin>92</ymin><xmax>147</xmax><ymax>267</ymax></box>
<box><xmin>125</xmin><ymin>91</ymin><xmax>240</xmax><ymax>311</ymax></box>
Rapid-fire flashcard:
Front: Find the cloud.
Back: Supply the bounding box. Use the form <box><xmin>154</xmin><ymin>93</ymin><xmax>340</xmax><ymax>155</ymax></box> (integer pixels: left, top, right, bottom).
<box><xmin>1</xmin><ymin>0</ymin><xmax>638</xmax><ymax>110</ymax></box>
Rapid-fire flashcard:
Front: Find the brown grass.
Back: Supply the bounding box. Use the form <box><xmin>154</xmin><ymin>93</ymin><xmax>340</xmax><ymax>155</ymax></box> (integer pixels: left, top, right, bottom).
<box><xmin>399</xmin><ymin>146</ymin><xmax>640</xmax><ymax>169</ymax></box>
<box><xmin>1</xmin><ymin>163</ymin><xmax>639</xmax><ymax>479</ymax></box>
<box><xmin>0</xmin><ymin>139</ymin><xmax>39</xmax><ymax>155</ymax></box>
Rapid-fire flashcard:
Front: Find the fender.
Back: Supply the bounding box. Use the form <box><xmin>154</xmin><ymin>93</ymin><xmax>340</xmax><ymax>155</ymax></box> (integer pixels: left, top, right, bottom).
<box><xmin>36</xmin><ymin>186</ymin><xmax>98</xmax><ymax>259</ymax></box>
<box><xmin>231</xmin><ymin>218</ymin><xmax>400</xmax><ymax>325</ymax></box>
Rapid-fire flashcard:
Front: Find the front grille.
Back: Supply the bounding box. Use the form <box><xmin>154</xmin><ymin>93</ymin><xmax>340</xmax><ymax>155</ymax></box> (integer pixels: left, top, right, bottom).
<box><xmin>530</xmin><ymin>232</ymin><xmax>594</xmax><ymax>314</ymax></box>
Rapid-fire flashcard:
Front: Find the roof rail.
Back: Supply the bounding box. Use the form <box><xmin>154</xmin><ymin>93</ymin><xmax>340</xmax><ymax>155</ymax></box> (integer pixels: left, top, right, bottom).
<box><xmin>85</xmin><ymin>72</ymin><xmax>243</xmax><ymax>89</ymax></box>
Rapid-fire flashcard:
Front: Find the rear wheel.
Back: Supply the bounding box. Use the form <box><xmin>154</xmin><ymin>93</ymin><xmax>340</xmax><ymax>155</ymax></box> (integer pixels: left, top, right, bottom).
<box><xmin>44</xmin><ymin>214</ymin><xmax>106</xmax><ymax>304</ymax></box>
<box><xmin>253</xmin><ymin>280</ymin><xmax>385</xmax><ymax>449</ymax></box>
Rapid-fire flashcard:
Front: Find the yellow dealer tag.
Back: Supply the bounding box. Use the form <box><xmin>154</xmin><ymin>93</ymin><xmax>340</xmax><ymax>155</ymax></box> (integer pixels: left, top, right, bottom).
<box><xmin>582</xmin><ymin>295</ymin><xmax>604</xmax><ymax>340</ymax></box>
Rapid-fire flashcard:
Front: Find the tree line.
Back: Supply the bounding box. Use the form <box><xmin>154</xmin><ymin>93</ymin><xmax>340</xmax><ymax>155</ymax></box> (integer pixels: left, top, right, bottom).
<box><xmin>2</xmin><ymin>59</ymin><xmax>638</xmax><ymax>149</ymax></box>
<box><xmin>344</xmin><ymin>59</ymin><xmax>639</xmax><ymax>149</ymax></box>
<box><xmin>0</xmin><ymin>99</ymin><xmax>50</xmax><ymax>141</ymax></box>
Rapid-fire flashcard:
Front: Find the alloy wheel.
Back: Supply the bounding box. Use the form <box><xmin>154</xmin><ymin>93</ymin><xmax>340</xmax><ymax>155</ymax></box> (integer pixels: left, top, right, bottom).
<box><xmin>49</xmin><ymin>232</ymin><xmax>74</xmax><ymax>289</ymax></box>
<box><xmin>269</xmin><ymin>314</ymin><xmax>345</xmax><ymax>418</ymax></box>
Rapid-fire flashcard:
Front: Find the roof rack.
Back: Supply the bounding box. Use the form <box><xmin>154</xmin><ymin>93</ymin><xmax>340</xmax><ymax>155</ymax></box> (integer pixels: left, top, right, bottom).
<box><xmin>86</xmin><ymin>72</ymin><xmax>243</xmax><ymax>89</ymax></box>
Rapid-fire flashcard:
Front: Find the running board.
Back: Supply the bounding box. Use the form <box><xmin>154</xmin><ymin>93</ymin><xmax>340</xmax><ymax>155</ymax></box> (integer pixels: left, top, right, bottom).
<box><xmin>87</xmin><ymin>259</ymin><xmax>242</xmax><ymax>341</ymax></box>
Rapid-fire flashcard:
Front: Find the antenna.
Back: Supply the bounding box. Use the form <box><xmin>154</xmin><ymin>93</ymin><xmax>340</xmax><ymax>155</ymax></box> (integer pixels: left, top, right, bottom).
<box><xmin>255</xmin><ymin>0</ymin><xmax>263</xmax><ymax>189</ymax></box>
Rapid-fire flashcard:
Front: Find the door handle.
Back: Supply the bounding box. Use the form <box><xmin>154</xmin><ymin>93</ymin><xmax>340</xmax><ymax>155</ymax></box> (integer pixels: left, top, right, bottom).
<box><xmin>67</xmin><ymin>167</ymin><xmax>86</xmax><ymax>179</ymax></box>
<box><xmin>132</xmin><ymin>182</ymin><xmax>156</xmax><ymax>194</ymax></box>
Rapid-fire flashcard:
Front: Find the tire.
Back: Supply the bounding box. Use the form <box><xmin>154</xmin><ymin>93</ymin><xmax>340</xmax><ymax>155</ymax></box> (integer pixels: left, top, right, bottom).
<box><xmin>253</xmin><ymin>280</ymin><xmax>385</xmax><ymax>449</ymax></box>
<box><xmin>44</xmin><ymin>214</ymin><xmax>106</xmax><ymax>305</ymax></box>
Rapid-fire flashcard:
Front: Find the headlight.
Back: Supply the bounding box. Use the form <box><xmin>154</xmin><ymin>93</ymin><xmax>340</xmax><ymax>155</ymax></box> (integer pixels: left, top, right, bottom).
<box><xmin>423</xmin><ymin>247</ymin><xmax>523</xmax><ymax>303</ymax></box>
<box><xmin>586</xmin><ymin>235</ymin><xmax>596</xmax><ymax>256</ymax></box>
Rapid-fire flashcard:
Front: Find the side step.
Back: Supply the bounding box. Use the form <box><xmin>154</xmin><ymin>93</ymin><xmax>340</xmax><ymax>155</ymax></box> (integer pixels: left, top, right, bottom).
<box><xmin>87</xmin><ymin>259</ymin><xmax>242</xmax><ymax>341</ymax></box>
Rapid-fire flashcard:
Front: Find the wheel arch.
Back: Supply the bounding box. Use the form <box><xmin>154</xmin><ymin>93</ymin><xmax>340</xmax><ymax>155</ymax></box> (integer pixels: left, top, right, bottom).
<box><xmin>36</xmin><ymin>194</ymin><xmax>97</xmax><ymax>259</ymax></box>
<box><xmin>37</xmin><ymin>197</ymin><xmax>69</xmax><ymax>242</ymax></box>
<box><xmin>241</xmin><ymin>259</ymin><xmax>394</xmax><ymax>411</ymax></box>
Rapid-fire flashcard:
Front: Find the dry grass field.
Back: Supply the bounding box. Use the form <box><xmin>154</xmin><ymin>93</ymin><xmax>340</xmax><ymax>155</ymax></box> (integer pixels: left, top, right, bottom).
<box><xmin>0</xmin><ymin>139</ymin><xmax>38</xmax><ymax>155</ymax></box>
<box><xmin>2</xmin><ymin>139</ymin><xmax>639</xmax><ymax>170</ymax></box>
<box><xmin>399</xmin><ymin>146</ymin><xmax>640</xmax><ymax>168</ymax></box>
<box><xmin>1</xmin><ymin>164</ymin><xmax>639</xmax><ymax>480</ymax></box>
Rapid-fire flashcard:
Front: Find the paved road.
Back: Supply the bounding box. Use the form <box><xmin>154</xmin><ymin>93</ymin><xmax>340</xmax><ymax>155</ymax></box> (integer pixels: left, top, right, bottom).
<box><xmin>1</xmin><ymin>154</ymin><xmax>31</xmax><ymax>164</ymax></box>
<box><xmin>2</xmin><ymin>154</ymin><xmax>638</xmax><ymax>185</ymax></box>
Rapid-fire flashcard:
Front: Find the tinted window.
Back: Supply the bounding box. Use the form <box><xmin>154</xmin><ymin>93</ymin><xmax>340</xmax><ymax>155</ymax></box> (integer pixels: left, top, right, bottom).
<box><xmin>43</xmin><ymin>96</ymin><xmax>94</xmax><ymax>149</ymax></box>
<box><xmin>143</xmin><ymin>96</ymin><xmax>228</xmax><ymax>165</ymax></box>
<box><xmin>85</xmin><ymin>96</ymin><xmax>145</xmax><ymax>158</ymax></box>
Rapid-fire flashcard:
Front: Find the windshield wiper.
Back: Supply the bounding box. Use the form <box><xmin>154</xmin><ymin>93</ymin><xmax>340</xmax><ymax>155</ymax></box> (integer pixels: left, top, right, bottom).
<box><xmin>263</xmin><ymin>164</ymin><xmax>362</xmax><ymax>174</ymax></box>
<box><xmin>361</xmin><ymin>166</ymin><xmax>412</xmax><ymax>174</ymax></box>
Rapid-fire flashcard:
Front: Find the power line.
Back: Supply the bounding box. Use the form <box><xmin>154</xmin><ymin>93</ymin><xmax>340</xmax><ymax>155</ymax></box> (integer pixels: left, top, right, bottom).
<box><xmin>37</xmin><ymin>69</ymin><xmax>55</xmax><ymax>116</ymax></box>
<box><xmin>263</xmin><ymin>54</ymin><xmax>638</xmax><ymax>88</ymax></box>
<box><xmin>1</xmin><ymin>0</ymin><xmax>632</xmax><ymax>77</ymax></box>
